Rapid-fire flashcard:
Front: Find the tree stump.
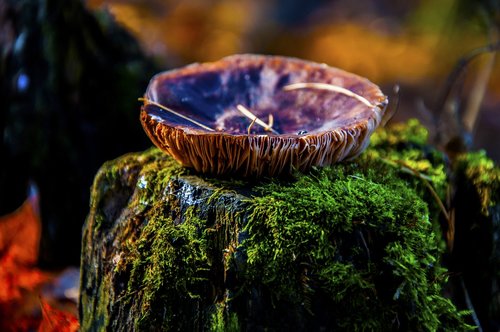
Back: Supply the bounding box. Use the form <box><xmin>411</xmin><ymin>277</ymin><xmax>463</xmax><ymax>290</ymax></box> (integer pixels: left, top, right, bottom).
<box><xmin>79</xmin><ymin>121</ymin><xmax>474</xmax><ymax>331</ymax></box>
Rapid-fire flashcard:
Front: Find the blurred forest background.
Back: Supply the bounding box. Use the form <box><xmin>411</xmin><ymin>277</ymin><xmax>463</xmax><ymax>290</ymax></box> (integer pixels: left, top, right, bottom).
<box><xmin>0</xmin><ymin>0</ymin><xmax>499</xmax><ymax>328</ymax></box>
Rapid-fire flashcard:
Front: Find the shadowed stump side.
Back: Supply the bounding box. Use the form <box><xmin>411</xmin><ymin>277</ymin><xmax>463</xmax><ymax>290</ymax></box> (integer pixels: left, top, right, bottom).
<box><xmin>79</xmin><ymin>149</ymin><xmax>246</xmax><ymax>331</ymax></box>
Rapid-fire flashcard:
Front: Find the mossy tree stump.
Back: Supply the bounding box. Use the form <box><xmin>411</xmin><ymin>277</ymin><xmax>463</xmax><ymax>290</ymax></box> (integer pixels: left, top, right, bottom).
<box><xmin>80</xmin><ymin>121</ymin><xmax>479</xmax><ymax>331</ymax></box>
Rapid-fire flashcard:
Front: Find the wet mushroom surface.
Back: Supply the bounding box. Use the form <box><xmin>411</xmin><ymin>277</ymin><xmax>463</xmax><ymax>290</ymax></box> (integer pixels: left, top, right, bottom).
<box><xmin>141</xmin><ymin>54</ymin><xmax>388</xmax><ymax>176</ymax></box>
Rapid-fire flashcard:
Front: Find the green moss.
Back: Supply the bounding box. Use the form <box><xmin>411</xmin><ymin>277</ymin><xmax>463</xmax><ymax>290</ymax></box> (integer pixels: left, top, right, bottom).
<box><xmin>209</xmin><ymin>303</ymin><xmax>239</xmax><ymax>332</ymax></box>
<box><xmin>134</xmin><ymin>150</ymin><xmax>186</xmax><ymax>207</ymax></box>
<box><xmin>123</xmin><ymin>205</ymin><xmax>211</xmax><ymax>330</ymax></box>
<box><xmin>455</xmin><ymin>150</ymin><xmax>500</xmax><ymax>215</ymax></box>
<box><xmin>89</xmin><ymin>147</ymin><xmax>184</xmax><ymax>231</ymax></box>
<box><xmin>103</xmin><ymin>150</ymin><xmax>243</xmax><ymax>330</ymax></box>
<box><xmin>224</xmin><ymin>119</ymin><xmax>471</xmax><ymax>330</ymax></box>
<box><xmin>239</xmin><ymin>155</ymin><xmax>470</xmax><ymax>330</ymax></box>
<box><xmin>102</xmin><ymin>119</ymin><xmax>478</xmax><ymax>330</ymax></box>
<box><xmin>366</xmin><ymin>120</ymin><xmax>448</xmax><ymax>203</ymax></box>
<box><xmin>80</xmin><ymin>270</ymin><xmax>112</xmax><ymax>331</ymax></box>
<box><xmin>370</xmin><ymin>118</ymin><xmax>430</xmax><ymax>147</ymax></box>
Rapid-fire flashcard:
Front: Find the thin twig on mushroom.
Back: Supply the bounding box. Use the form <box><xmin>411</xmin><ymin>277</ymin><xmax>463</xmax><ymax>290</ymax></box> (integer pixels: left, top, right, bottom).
<box><xmin>247</xmin><ymin>117</ymin><xmax>257</xmax><ymax>135</ymax></box>
<box><xmin>283</xmin><ymin>82</ymin><xmax>375</xmax><ymax>108</ymax></box>
<box><xmin>236</xmin><ymin>104</ymin><xmax>280</xmax><ymax>134</ymax></box>
<box><xmin>139</xmin><ymin>97</ymin><xmax>215</xmax><ymax>132</ymax></box>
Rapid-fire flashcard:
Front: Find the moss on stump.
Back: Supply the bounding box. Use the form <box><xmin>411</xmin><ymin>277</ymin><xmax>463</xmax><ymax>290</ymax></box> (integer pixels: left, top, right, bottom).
<box><xmin>80</xmin><ymin>120</ymin><xmax>484</xmax><ymax>331</ymax></box>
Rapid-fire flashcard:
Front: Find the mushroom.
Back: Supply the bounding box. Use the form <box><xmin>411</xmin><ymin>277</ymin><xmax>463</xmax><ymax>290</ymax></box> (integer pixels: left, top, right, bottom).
<box><xmin>140</xmin><ymin>54</ymin><xmax>388</xmax><ymax>177</ymax></box>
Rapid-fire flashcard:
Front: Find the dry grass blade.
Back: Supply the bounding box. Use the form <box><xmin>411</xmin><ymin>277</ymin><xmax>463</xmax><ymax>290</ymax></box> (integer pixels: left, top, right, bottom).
<box><xmin>283</xmin><ymin>82</ymin><xmax>375</xmax><ymax>108</ymax></box>
<box><xmin>139</xmin><ymin>97</ymin><xmax>215</xmax><ymax>132</ymax></box>
<box><xmin>447</xmin><ymin>205</ymin><xmax>455</xmax><ymax>252</ymax></box>
<box><xmin>236</xmin><ymin>104</ymin><xmax>279</xmax><ymax>134</ymax></box>
<box><xmin>463</xmin><ymin>52</ymin><xmax>496</xmax><ymax>134</ymax></box>
<box><xmin>268</xmin><ymin>114</ymin><xmax>274</xmax><ymax>128</ymax></box>
<box><xmin>460</xmin><ymin>277</ymin><xmax>483</xmax><ymax>332</ymax></box>
<box><xmin>434</xmin><ymin>41</ymin><xmax>500</xmax><ymax>148</ymax></box>
<box><xmin>247</xmin><ymin>117</ymin><xmax>257</xmax><ymax>135</ymax></box>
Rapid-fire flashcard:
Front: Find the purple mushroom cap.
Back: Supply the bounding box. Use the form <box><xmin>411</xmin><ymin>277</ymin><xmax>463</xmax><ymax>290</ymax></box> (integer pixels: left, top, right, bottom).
<box><xmin>141</xmin><ymin>54</ymin><xmax>388</xmax><ymax>177</ymax></box>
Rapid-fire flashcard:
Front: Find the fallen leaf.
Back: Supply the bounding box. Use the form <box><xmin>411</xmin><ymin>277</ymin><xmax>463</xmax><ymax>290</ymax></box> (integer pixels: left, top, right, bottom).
<box><xmin>0</xmin><ymin>191</ymin><xmax>41</xmax><ymax>266</ymax></box>
<box><xmin>38</xmin><ymin>299</ymin><xmax>79</xmax><ymax>332</ymax></box>
<box><xmin>0</xmin><ymin>187</ymin><xmax>52</xmax><ymax>330</ymax></box>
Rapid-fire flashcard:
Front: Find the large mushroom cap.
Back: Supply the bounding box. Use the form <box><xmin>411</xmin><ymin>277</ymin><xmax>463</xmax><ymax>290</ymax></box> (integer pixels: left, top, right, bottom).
<box><xmin>141</xmin><ymin>54</ymin><xmax>388</xmax><ymax>177</ymax></box>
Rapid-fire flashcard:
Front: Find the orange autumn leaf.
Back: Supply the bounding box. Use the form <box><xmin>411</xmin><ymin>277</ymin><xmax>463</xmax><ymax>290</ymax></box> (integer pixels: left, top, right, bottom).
<box><xmin>38</xmin><ymin>300</ymin><xmax>79</xmax><ymax>332</ymax></box>
<box><xmin>0</xmin><ymin>193</ymin><xmax>41</xmax><ymax>266</ymax></box>
<box><xmin>0</xmin><ymin>194</ymin><xmax>48</xmax><ymax>303</ymax></box>
<box><xmin>0</xmin><ymin>191</ymin><xmax>52</xmax><ymax>331</ymax></box>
